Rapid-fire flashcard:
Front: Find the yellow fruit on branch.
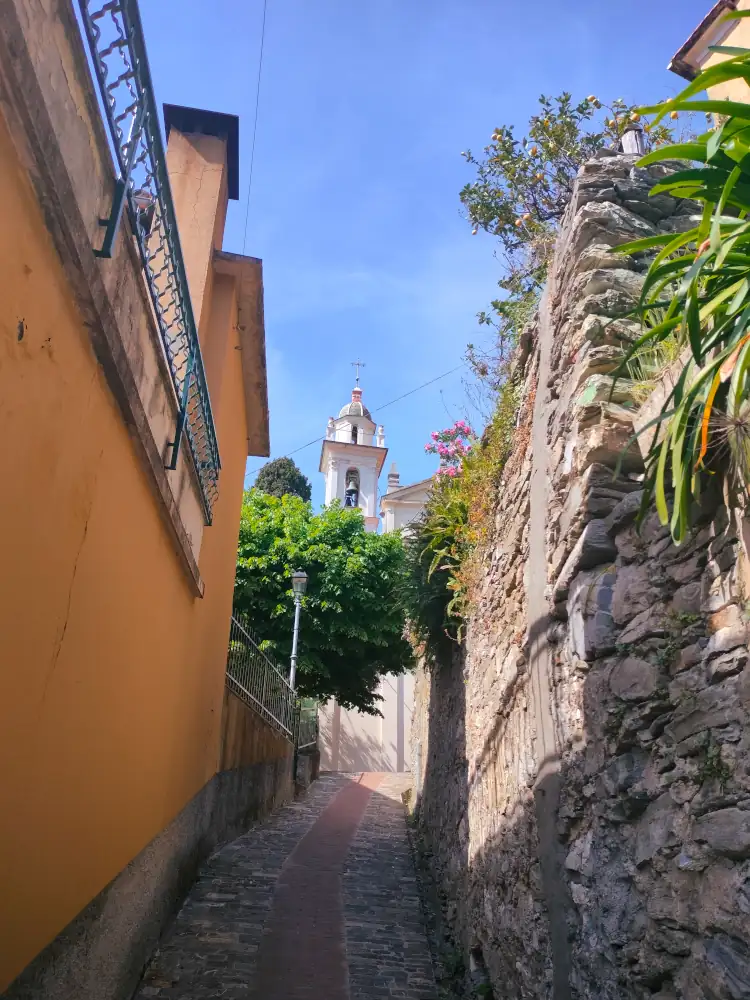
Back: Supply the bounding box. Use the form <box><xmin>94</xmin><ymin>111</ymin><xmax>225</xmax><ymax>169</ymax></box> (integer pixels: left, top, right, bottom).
<box><xmin>670</xmin><ymin>110</ymin><xmax>679</xmax><ymax>120</ymax></box>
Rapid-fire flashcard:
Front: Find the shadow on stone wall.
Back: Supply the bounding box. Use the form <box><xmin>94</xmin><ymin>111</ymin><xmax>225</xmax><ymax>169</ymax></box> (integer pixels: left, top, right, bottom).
<box><xmin>414</xmin><ymin>505</ymin><xmax>750</xmax><ymax>1000</ymax></box>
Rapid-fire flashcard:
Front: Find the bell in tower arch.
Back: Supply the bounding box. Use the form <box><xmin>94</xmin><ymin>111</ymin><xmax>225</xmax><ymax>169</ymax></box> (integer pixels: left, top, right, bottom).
<box><xmin>344</xmin><ymin>469</ymin><xmax>360</xmax><ymax>508</ymax></box>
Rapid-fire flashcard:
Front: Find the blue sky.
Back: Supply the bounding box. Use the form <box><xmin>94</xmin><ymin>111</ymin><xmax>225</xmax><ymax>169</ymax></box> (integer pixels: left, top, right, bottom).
<box><xmin>140</xmin><ymin>0</ymin><xmax>710</xmax><ymax>510</ymax></box>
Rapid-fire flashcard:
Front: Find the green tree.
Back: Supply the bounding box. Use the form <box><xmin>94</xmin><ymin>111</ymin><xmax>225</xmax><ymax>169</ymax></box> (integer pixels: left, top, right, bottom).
<box><xmin>254</xmin><ymin>456</ymin><xmax>311</xmax><ymax>501</ymax></box>
<box><xmin>234</xmin><ymin>490</ymin><xmax>412</xmax><ymax>712</ymax></box>
<box><xmin>461</xmin><ymin>93</ymin><xmax>675</xmax><ymax>385</ymax></box>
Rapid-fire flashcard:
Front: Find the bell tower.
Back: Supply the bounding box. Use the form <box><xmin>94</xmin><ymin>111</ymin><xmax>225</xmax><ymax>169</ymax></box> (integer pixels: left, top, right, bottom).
<box><xmin>319</xmin><ymin>377</ymin><xmax>387</xmax><ymax>532</ymax></box>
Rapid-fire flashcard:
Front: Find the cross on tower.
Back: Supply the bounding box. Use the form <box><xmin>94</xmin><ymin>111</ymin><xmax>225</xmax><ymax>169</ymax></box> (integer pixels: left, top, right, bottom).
<box><xmin>351</xmin><ymin>359</ymin><xmax>366</xmax><ymax>386</ymax></box>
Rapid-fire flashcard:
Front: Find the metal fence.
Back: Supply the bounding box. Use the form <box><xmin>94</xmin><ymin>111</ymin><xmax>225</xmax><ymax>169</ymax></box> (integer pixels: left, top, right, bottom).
<box><xmin>77</xmin><ymin>0</ymin><xmax>220</xmax><ymax>523</ymax></box>
<box><xmin>296</xmin><ymin>703</ymin><xmax>319</xmax><ymax>751</ymax></box>
<box><xmin>226</xmin><ymin>615</ymin><xmax>296</xmax><ymax>741</ymax></box>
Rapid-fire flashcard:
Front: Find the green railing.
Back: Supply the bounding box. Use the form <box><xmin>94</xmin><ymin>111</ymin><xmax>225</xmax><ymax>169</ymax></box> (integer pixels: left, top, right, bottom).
<box><xmin>77</xmin><ymin>0</ymin><xmax>220</xmax><ymax>523</ymax></box>
<box><xmin>227</xmin><ymin>614</ymin><xmax>297</xmax><ymax>742</ymax></box>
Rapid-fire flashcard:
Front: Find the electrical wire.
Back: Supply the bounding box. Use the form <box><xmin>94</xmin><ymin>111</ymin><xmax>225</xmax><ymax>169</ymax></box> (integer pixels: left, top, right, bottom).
<box><xmin>244</xmin><ymin>362</ymin><xmax>466</xmax><ymax>482</ymax></box>
<box><xmin>241</xmin><ymin>0</ymin><xmax>269</xmax><ymax>255</ymax></box>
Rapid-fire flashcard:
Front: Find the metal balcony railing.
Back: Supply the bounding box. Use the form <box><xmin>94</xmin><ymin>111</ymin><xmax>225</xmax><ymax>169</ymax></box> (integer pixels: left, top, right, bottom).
<box><xmin>227</xmin><ymin>614</ymin><xmax>297</xmax><ymax>742</ymax></box>
<box><xmin>77</xmin><ymin>0</ymin><xmax>220</xmax><ymax>523</ymax></box>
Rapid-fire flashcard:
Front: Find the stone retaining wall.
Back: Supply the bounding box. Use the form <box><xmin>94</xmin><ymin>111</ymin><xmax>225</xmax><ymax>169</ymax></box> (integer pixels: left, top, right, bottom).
<box><xmin>412</xmin><ymin>152</ymin><xmax>750</xmax><ymax>1000</ymax></box>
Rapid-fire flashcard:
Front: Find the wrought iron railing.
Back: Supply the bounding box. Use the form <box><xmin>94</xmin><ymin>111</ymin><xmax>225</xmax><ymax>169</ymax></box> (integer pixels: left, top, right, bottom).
<box><xmin>227</xmin><ymin>614</ymin><xmax>296</xmax><ymax>742</ymax></box>
<box><xmin>77</xmin><ymin>0</ymin><xmax>220</xmax><ymax>523</ymax></box>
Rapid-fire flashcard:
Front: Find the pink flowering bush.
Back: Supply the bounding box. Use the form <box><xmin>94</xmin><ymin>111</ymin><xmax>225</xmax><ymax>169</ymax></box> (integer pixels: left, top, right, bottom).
<box><xmin>424</xmin><ymin>421</ymin><xmax>475</xmax><ymax>478</ymax></box>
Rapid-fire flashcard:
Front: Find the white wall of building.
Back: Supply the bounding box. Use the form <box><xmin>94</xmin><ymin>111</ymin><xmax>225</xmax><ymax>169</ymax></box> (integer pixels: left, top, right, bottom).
<box><xmin>319</xmin><ymin>671</ymin><xmax>414</xmax><ymax>772</ymax></box>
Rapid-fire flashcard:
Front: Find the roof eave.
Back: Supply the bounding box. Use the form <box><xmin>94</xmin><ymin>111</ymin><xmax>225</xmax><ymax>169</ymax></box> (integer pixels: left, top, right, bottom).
<box><xmin>668</xmin><ymin>0</ymin><xmax>739</xmax><ymax>80</ymax></box>
<box><xmin>213</xmin><ymin>250</ymin><xmax>269</xmax><ymax>457</ymax></box>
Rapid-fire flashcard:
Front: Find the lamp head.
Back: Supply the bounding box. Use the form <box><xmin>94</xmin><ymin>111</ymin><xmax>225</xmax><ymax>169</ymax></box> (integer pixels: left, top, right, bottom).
<box><xmin>291</xmin><ymin>569</ymin><xmax>308</xmax><ymax>597</ymax></box>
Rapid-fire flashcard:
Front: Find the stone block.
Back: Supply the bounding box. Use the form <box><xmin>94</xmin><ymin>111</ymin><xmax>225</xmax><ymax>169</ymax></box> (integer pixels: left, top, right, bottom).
<box><xmin>704</xmin><ymin>623</ymin><xmax>749</xmax><ymax>660</ymax></box>
<box><xmin>699</xmin><ymin>934</ymin><xmax>750</xmax><ymax>1000</ymax></box>
<box><xmin>568</xmin><ymin>567</ymin><xmax>618</xmax><ymax>661</ymax></box>
<box><xmin>606</xmin><ymin>490</ymin><xmax>644</xmax><ymax>536</ymax></box>
<box><xmin>692</xmin><ymin>808</ymin><xmax>750</xmax><ymax>859</ymax></box>
<box><xmin>609</xmin><ymin>657</ymin><xmax>659</xmax><ymax>702</ymax></box>
<box><xmin>664</xmin><ymin>678</ymin><xmax>744</xmax><ymax>744</ymax></box>
<box><xmin>581</xmin><ymin>314</ymin><xmax>642</xmax><ymax>351</ymax></box>
<box><xmin>552</xmin><ymin>519</ymin><xmax>616</xmax><ymax>603</ymax></box>
<box><xmin>708</xmin><ymin>604</ymin><xmax>742</xmax><ymax>633</ymax></box>
<box><xmin>575</xmin><ymin>374</ymin><xmax>637</xmax><ymax>409</ymax></box>
<box><xmin>574</xmin><ymin>243</ymin><xmax>639</xmax><ymax>275</ymax></box>
<box><xmin>581</xmin><ymin>267</ymin><xmax>645</xmax><ymax>301</ymax></box>
<box><xmin>635</xmin><ymin>793</ymin><xmax>681</xmax><ymax>865</ymax></box>
<box><xmin>612</xmin><ymin>563</ymin><xmax>662</xmax><ymax>625</ymax></box>
<box><xmin>618</xmin><ymin>605</ymin><xmax>669</xmax><ymax>646</ymax></box>
<box><xmin>708</xmin><ymin>650</ymin><xmax>748</xmax><ymax>684</ymax></box>
<box><xmin>665</xmin><ymin>550</ymin><xmax>705</xmax><ymax>585</ymax></box>
<box><xmin>675</xmin><ymin>643</ymin><xmax>703</xmax><ymax>674</ymax></box>
<box><xmin>565</xmin><ymin>829</ymin><xmax>594</xmax><ymax>876</ymax></box>
<box><xmin>672</xmin><ymin>582</ymin><xmax>702</xmax><ymax>615</ymax></box>
<box><xmin>576</xmin><ymin>418</ymin><xmax>644</xmax><ymax>476</ymax></box>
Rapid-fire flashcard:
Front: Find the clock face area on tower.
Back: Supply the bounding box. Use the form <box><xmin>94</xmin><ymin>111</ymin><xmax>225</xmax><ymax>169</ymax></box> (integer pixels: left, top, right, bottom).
<box><xmin>319</xmin><ymin>385</ymin><xmax>387</xmax><ymax>532</ymax></box>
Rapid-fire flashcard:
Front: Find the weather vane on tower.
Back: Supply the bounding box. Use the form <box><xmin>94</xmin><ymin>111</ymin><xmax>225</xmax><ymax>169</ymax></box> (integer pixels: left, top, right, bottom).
<box><xmin>351</xmin><ymin>359</ymin><xmax>365</xmax><ymax>387</ymax></box>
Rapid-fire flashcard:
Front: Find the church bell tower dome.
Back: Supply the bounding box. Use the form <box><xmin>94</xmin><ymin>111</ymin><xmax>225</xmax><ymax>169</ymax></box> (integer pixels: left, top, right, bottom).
<box><xmin>338</xmin><ymin>386</ymin><xmax>372</xmax><ymax>421</ymax></box>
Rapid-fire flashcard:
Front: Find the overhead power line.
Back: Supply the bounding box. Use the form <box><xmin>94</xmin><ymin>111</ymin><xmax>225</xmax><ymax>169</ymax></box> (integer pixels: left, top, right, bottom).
<box><xmin>244</xmin><ymin>362</ymin><xmax>466</xmax><ymax>483</ymax></box>
<box><xmin>242</xmin><ymin>0</ymin><xmax>269</xmax><ymax>254</ymax></box>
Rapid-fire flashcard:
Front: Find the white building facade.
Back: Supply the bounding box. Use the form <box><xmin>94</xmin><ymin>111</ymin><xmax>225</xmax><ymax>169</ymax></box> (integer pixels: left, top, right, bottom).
<box><xmin>380</xmin><ymin>465</ymin><xmax>432</xmax><ymax>535</ymax></box>
<box><xmin>318</xmin><ymin>384</ymin><xmax>431</xmax><ymax>773</ymax></box>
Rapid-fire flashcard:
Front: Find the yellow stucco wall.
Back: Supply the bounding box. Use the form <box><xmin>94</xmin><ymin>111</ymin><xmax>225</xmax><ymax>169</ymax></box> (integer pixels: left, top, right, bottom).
<box><xmin>0</xmin><ymin>103</ymin><xmax>248</xmax><ymax>988</ymax></box>
<box><xmin>692</xmin><ymin>0</ymin><xmax>750</xmax><ymax>100</ymax></box>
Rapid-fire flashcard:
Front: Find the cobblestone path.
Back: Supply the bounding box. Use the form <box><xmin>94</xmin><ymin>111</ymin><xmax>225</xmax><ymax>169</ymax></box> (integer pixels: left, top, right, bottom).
<box><xmin>135</xmin><ymin>773</ymin><xmax>437</xmax><ymax>1000</ymax></box>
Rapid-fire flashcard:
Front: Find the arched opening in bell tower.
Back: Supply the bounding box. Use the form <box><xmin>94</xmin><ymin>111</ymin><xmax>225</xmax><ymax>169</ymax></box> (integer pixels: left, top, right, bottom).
<box><xmin>344</xmin><ymin>468</ymin><xmax>360</xmax><ymax>507</ymax></box>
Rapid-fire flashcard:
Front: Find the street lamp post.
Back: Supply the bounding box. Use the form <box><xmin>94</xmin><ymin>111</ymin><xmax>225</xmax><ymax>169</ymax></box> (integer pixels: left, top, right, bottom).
<box><xmin>289</xmin><ymin>570</ymin><xmax>308</xmax><ymax>689</ymax></box>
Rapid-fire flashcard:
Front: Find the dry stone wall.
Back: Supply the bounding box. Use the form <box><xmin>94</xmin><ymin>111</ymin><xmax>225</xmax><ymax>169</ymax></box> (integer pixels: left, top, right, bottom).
<box><xmin>412</xmin><ymin>152</ymin><xmax>750</xmax><ymax>1000</ymax></box>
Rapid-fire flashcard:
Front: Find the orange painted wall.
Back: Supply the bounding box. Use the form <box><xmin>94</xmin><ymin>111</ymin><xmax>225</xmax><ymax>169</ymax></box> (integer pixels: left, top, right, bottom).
<box><xmin>0</xmin><ymin>107</ymin><xmax>249</xmax><ymax>986</ymax></box>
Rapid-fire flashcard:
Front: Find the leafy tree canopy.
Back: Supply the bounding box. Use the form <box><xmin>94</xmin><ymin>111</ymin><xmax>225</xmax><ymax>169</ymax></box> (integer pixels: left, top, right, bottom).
<box><xmin>461</xmin><ymin>93</ymin><xmax>677</xmax><ymax>387</ymax></box>
<box><xmin>234</xmin><ymin>490</ymin><xmax>412</xmax><ymax>713</ymax></box>
<box><xmin>254</xmin><ymin>456</ymin><xmax>311</xmax><ymax>501</ymax></box>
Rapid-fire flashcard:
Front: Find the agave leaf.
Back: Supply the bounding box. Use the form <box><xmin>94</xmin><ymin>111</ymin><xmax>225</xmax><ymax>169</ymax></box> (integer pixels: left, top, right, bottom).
<box><xmin>637</xmin><ymin>143</ymin><xmax>709</xmax><ymax>166</ymax></box>
<box><xmin>613</xmin><ymin>233</ymin><xmax>680</xmax><ymax>255</ymax></box>
<box><xmin>651</xmin><ymin>167</ymin><xmax>728</xmax><ymax>194</ymax></box>
<box><xmin>697</xmin><ymin>370</ymin><xmax>723</xmax><ymax>470</ymax></box>
<box><xmin>653</xmin><ymin>230</ymin><xmax>700</xmax><ymax>269</ymax></box>
<box><xmin>675</xmin><ymin>56</ymin><xmax>750</xmax><ymax>102</ymax></box>
<box><xmin>654</xmin><ymin>428</ymin><xmax>672</xmax><ymax>525</ymax></box>
<box><xmin>699</xmin><ymin>278</ymin><xmax>747</xmax><ymax>323</ymax></box>
<box><xmin>641</xmin><ymin>99</ymin><xmax>750</xmax><ymax>121</ymax></box>
<box><xmin>640</xmin><ymin>256</ymin><xmax>694</xmax><ymax>304</ymax></box>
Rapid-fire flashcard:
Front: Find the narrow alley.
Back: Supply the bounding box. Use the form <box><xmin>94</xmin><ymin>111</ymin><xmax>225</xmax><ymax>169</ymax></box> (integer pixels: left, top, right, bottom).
<box><xmin>134</xmin><ymin>774</ymin><xmax>437</xmax><ymax>1000</ymax></box>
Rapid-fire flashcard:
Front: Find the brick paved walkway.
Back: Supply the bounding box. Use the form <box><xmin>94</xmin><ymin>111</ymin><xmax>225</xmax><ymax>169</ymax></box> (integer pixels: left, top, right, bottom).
<box><xmin>135</xmin><ymin>773</ymin><xmax>436</xmax><ymax>1000</ymax></box>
